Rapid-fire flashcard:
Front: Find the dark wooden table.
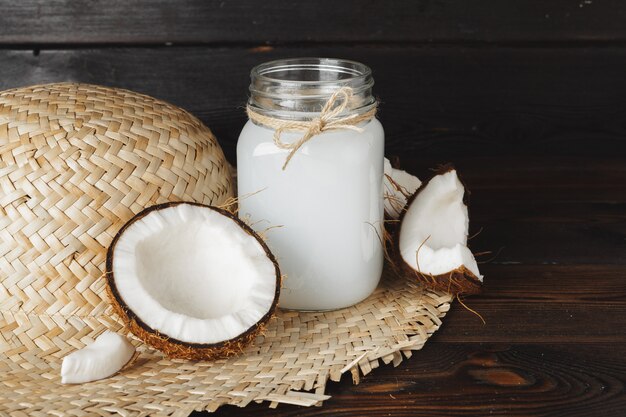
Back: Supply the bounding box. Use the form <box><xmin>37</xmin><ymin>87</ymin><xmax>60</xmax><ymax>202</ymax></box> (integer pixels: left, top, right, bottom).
<box><xmin>1</xmin><ymin>1</ymin><xmax>625</xmax><ymax>415</ymax></box>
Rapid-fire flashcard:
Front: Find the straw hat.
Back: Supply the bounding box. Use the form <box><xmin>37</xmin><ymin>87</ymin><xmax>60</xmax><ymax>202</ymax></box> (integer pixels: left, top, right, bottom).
<box><xmin>0</xmin><ymin>83</ymin><xmax>233</xmax><ymax>365</ymax></box>
<box><xmin>0</xmin><ymin>83</ymin><xmax>451</xmax><ymax>416</ymax></box>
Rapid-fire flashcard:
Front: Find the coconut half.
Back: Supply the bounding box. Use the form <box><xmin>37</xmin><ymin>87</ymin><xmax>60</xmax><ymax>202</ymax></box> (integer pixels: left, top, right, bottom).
<box><xmin>106</xmin><ymin>202</ymin><xmax>280</xmax><ymax>360</ymax></box>
<box><xmin>397</xmin><ymin>167</ymin><xmax>483</xmax><ymax>294</ymax></box>
<box><xmin>384</xmin><ymin>157</ymin><xmax>422</xmax><ymax>219</ymax></box>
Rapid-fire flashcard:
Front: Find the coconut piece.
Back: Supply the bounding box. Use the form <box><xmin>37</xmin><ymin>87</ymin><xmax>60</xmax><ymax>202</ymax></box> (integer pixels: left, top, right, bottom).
<box><xmin>61</xmin><ymin>331</ymin><xmax>135</xmax><ymax>384</ymax></box>
<box><xmin>384</xmin><ymin>157</ymin><xmax>422</xmax><ymax>219</ymax></box>
<box><xmin>106</xmin><ymin>202</ymin><xmax>281</xmax><ymax>360</ymax></box>
<box><xmin>397</xmin><ymin>167</ymin><xmax>482</xmax><ymax>294</ymax></box>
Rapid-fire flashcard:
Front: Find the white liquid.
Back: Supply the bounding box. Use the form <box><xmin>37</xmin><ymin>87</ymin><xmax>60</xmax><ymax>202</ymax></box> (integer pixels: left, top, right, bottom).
<box><xmin>237</xmin><ymin>119</ymin><xmax>385</xmax><ymax>310</ymax></box>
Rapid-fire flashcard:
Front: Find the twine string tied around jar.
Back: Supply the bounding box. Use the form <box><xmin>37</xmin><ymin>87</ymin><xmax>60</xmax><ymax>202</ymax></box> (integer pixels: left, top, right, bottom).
<box><xmin>246</xmin><ymin>87</ymin><xmax>377</xmax><ymax>170</ymax></box>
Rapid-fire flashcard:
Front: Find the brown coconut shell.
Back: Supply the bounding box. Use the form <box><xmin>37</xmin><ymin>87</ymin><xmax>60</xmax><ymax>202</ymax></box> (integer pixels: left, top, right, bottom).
<box><xmin>105</xmin><ymin>201</ymin><xmax>281</xmax><ymax>360</ymax></box>
<box><xmin>393</xmin><ymin>164</ymin><xmax>482</xmax><ymax>295</ymax></box>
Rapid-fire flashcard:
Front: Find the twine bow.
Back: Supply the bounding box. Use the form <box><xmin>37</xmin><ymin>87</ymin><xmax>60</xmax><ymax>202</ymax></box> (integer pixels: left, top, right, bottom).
<box><xmin>246</xmin><ymin>87</ymin><xmax>377</xmax><ymax>170</ymax></box>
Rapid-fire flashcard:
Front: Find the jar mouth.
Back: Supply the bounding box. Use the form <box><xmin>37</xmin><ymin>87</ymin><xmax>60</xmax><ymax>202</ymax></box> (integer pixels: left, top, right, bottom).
<box><xmin>248</xmin><ymin>58</ymin><xmax>376</xmax><ymax>120</ymax></box>
<box><xmin>253</xmin><ymin>57</ymin><xmax>371</xmax><ymax>86</ymax></box>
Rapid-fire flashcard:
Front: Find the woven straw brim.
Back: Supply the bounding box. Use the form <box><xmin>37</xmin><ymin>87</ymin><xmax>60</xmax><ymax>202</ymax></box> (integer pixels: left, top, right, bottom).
<box><xmin>0</xmin><ymin>268</ymin><xmax>451</xmax><ymax>416</ymax></box>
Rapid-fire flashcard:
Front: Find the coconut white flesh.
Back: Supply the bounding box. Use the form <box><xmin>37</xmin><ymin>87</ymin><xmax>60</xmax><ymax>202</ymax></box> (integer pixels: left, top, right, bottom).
<box><xmin>112</xmin><ymin>204</ymin><xmax>277</xmax><ymax>345</ymax></box>
<box><xmin>61</xmin><ymin>331</ymin><xmax>135</xmax><ymax>384</ymax></box>
<box><xmin>383</xmin><ymin>158</ymin><xmax>422</xmax><ymax>219</ymax></box>
<box><xmin>399</xmin><ymin>170</ymin><xmax>482</xmax><ymax>280</ymax></box>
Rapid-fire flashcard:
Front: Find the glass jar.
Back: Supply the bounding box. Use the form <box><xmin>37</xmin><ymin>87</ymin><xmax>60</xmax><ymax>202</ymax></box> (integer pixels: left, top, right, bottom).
<box><xmin>237</xmin><ymin>58</ymin><xmax>384</xmax><ymax>310</ymax></box>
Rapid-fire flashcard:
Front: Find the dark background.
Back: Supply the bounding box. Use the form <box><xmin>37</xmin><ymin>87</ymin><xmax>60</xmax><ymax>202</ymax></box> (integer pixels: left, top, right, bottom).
<box><xmin>3</xmin><ymin>0</ymin><xmax>626</xmax><ymax>163</ymax></box>
<box><xmin>1</xmin><ymin>1</ymin><xmax>625</xmax><ymax>416</ymax></box>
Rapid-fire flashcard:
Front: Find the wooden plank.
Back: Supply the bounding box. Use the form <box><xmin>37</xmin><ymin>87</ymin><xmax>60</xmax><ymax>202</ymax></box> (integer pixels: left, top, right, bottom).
<box><xmin>469</xmin><ymin>214</ymin><xmax>626</xmax><ymax>266</ymax></box>
<box><xmin>393</xmin><ymin>158</ymin><xmax>626</xmax><ymax>266</ymax></box>
<box><xmin>1</xmin><ymin>46</ymin><xmax>626</xmax><ymax>162</ymax></box>
<box><xmin>1</xmin><ymin>0</ymin><xmax>626</xmax><ymax>45</ymax></box>
<box><xmin>425</xmin><ymin>158</ymin><xmax>626</xmax><ymax>265</ymax></box>
<box><xmin>193</xmin><ymin>267</ymin><xmax>626</xmax><ymax>415</ymax></box>
<box><xmin>201</xmin><ymin>342</ymin><xmax>626</xmax><ymax>416</ymax></box>
<box><xmin>401</xmin><ymin>157</ymin><xmax>626</xmax><ymax>202</ymax></box>
<box><xmin>434</xmin><ymin>264</ymin><xmax>626</xmax><ymax>343</ymax></box>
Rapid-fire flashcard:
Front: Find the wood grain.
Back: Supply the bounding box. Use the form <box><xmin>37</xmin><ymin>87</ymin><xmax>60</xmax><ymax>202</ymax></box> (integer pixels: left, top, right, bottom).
<box><xmin>435</xmin><ymin>157</ymin><xmax>626</xmax><ymax>265</ymax></box>
<box><xmin>2</xmin><ymin>46</ymin><xmax>626</xmax><ymax>162</ymax></box>
<box><xmin>1</xmin><ymin>0</ymin><xmax>626</xmax><ymax>45</ymax></box>
<box><xmin>435</xmin><ymin>264</ymin><xmax>626</xmax><ymax>343</ymax></box>
<box><xmin>201</xmin><ymin>342</ymin><xmax>626</xmax><ymax>416</ymax></box>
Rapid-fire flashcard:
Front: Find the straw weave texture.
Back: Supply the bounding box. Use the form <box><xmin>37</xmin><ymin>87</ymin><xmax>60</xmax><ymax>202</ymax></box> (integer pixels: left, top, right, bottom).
<box><xmin>0</xmin><ymin>269</ymin><xmax>451</xmax><ymax>415</ymax></box>
<box><xmin>0</xmin><ymin>83</ymin><xmax>233</xmax><ymax>365</ymax></box>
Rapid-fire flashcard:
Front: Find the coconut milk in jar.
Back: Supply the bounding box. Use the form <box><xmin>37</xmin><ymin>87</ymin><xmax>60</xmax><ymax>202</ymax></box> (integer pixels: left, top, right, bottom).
<box><xmin>237</xmin><ymin>58</ymin><xmax>384</xmax><ymax>310</ymax></box>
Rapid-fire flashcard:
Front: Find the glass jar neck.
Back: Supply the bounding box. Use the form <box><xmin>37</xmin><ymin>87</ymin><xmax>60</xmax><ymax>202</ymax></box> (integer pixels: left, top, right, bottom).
<box><xmin>248</xmin><ymin>58</ymin><xmax>376</xmax><ymax>121</ymax></box>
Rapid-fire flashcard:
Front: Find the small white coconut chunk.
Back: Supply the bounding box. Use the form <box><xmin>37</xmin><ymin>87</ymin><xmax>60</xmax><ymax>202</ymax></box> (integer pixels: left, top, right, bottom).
<box><xmin>399</xmin><ymin>169</ymin><xmax>482</xmax><ymax>280</ymax></box>
<box><xmin>383</xmin><ymin>158</ymin><xmax>422</xmax><ymax>219</ymax></box>
<box><xmin>61</xmin><ymin>331</ymin><xmax>135</xmax><ymax>384</ymax></box>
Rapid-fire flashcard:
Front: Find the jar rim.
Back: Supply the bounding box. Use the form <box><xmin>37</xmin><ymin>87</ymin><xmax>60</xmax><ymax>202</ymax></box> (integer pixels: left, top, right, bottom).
<box><xmin>251</xmin><ymin>57</ymin><xmax>372</xmax><ymax>86</ymax></box>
